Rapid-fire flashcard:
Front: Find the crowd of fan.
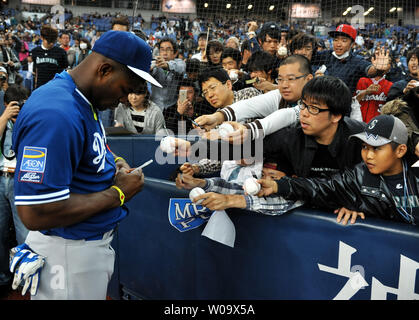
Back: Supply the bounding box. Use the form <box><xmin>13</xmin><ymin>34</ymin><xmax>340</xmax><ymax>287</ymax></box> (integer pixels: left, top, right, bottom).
<box><xmin>0</xmin><ymin>9</ymin><xmax>419</xmax><ymax>226</ymax></box>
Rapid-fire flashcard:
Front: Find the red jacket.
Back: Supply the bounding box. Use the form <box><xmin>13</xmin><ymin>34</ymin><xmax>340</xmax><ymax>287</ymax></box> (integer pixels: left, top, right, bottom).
<box><xmin>356</xmin><ymin>77</ymin><xmax>393</xmax><ymax>123</ymax></box>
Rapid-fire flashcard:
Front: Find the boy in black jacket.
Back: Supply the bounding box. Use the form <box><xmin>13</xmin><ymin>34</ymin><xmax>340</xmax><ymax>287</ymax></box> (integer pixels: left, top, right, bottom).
<box><xmin>257</xmin><ymin>115</ymin><xmax>419</xmax><ymax>226</ymax></box>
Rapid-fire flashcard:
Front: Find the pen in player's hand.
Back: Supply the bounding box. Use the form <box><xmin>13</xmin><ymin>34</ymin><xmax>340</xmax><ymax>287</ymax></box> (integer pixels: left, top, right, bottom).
<box><xmin>131</xmin><ymin>159</ymin><xmax>153</xmax><ymax>173</ymax></box>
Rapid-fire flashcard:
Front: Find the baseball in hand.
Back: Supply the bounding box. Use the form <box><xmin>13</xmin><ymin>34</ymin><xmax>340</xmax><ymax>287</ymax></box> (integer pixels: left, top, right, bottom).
<box><xmin>218</xmin><ymin>123</ymin><xmax>235</xmax><ymax>139</ymax></box>
<box><xmin>277</xmin><ymin>46</ymin><xmax>288</xmax><ymax>56</ymax></box>
<box><xmin>189</xmin><ymin>187</ymin><xmax>205</xmax><ymax>204</ymax></box>
<box><xmin>243</xmin><ymin>177</ymin><xmax>261</xmax><ymax>196</ymax></box>
<box><xmin>229</xmin><ymin>70</ymin><xmax>238</xmax><ymax>81</ymax></box>
<box><xmin>160</xmin><ymin>136</ymin><xmax>176</xmax><ymax>154</ymax></box>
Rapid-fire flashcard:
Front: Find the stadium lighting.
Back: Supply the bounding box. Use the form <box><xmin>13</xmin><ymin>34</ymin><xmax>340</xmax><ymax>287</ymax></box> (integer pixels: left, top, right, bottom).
<box><xmin>226</xmin><ymin>3</ymin><xmax>231</xmax><ymax>9</ymax></box>
<box><xmin>389</xmin><ymin>7</ymin><xmax>397</xmax><ymax>12</ymax></box>
<box><xmin>204</xmin><ymin>2</ymin><xmax>208</xmax><ymax>8</ymax></box>
<box><xmin>248</xmin><ymin>4</ymin><xmax>253</xmax><ymax>10</ymax></box>
<box><xmin>363</xmin><ymin>7</ymin><xmax>374</xmax><ymax>16</ymax></box>
<box><xmin>269</xmin><ymin>5</ymin><xmax>275</xmax><ymax>11</ymax></box>
<box><xmin>343</xmin><ymin>7</ymin><xmax>351</xmax><ymax>16</ymax></box>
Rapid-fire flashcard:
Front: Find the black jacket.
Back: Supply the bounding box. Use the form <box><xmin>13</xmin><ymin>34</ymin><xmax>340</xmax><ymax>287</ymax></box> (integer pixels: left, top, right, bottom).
<box><xmin>387</xmin><ymin>74</ymin><xmax>418</xmax><ymax>102</ymax></box>
<box><xmin>263</xmin><ymin>117</ymin><xmax>366</xmax><ymax>178</ymax></box>
<box><xmin>275</xmin><ymin>162</ymin><xmax>419</xmax><ymax>224</ymax></box>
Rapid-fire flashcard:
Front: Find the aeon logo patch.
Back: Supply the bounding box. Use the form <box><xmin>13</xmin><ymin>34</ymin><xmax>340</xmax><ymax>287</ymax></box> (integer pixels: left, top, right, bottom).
<box><xmin>20</xmin><ymin>146</ymin><xmax>47</xmax><ymax>173</ymax></box>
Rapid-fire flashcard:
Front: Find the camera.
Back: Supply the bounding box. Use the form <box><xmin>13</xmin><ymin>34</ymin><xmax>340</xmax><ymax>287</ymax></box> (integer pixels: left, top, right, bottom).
<box><xmin>16</xmin><ymin>100</ymin><xmax>25</xmax><ymax>107</ymax></box>
<box><xmin>0</xmin><ymin>75</ymin><xmax>7</xmax><ymax>81</ymax></box>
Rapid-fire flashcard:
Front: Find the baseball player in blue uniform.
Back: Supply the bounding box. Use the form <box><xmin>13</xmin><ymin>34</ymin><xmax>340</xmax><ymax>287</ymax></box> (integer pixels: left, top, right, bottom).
<box><xmin>11</xmin><ymin>31</ymin><xmax>162</xmax><ymax>299</ymax></box>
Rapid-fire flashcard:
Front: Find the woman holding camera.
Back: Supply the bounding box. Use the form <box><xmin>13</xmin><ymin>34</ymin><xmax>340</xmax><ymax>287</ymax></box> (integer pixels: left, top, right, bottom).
<box><xmin>0</xmin><ymin>85</ymin><xmax>29</xmax><ymax>297</ymax></box>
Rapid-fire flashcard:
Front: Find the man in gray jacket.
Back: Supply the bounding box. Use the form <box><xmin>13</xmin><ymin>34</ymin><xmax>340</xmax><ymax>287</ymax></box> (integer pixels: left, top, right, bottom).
<box><xmin>150</xmin><ymin>37</ymin><xmax>186</xmax><ymax>111</ymax></box>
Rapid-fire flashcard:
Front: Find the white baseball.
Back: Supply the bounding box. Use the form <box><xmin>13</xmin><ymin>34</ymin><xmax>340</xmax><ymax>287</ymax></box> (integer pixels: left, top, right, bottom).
<box><xmin>189</xmin><ymin>187</ymin><xmax>205</xmax><ymax>204</ymax></box>
<box><xmin>218</xmin><ymin>123</ymin><xmax>235</xmax><ymax>139</ymax></box>
<box><xmin>243</xmin><ymin>177</ymin><xmax>261</xmax><ymax>196</ymax></box>
<box><xmin>277</xmin><ymin>46</ymin><xmax>288</xmax><ymax>56</ymax></box>
<box><xmin>318</xmin><ymin>65</ymin><xmax>327</xmax><ymax>73</ymax></box>
<box><xmin>160</xmin><ymin>136</ymin><xmax>176</xmax><ymax>154</ymax></box>
<box><xmin>229</xmin><ymin>70</ymin><xmax>238</xmax><ymax>81</ymax></box>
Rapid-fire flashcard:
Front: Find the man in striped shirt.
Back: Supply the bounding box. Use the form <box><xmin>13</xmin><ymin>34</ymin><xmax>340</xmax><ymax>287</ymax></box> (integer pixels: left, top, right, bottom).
<box><xmin>188</xmin><ymin>67</ymin><xmax>261</xmax><ymax>175</ymax></box>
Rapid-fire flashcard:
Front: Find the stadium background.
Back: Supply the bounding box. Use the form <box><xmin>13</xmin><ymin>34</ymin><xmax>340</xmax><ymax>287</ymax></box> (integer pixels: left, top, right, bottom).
<box><xmin>2</xmin><ymin>0</ymin><xmax>418</xmax><ymax>28</ymax></box>
<box><xmin>0</xmin><ymin>0</ymin><xmax>418</xmax><ymax>302</ymax></box>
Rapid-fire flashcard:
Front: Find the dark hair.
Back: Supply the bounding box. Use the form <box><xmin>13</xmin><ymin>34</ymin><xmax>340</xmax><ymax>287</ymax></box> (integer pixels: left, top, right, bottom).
<box><xmin>198</xmin><ymin>67</ymin><xmax>230</xmax><ymax>88</ymax></box>
<box><xmin>279</xmin><ymin>54</ymin><xmax>312</xmax><ymax>76</ymax></box>
<box><xmin>301</xmin><ymin>76</ymin><xmax>351</xmax><ymax>117</ymax></box>
<box><xmin>79</xmin><ymin>37</ymin><xmax>91</xmax><ymax>50</ymax></box>
<box><xmin>286</xmin><ymin>29</ymin><xmax>299</xmax><ymax>42</ymax></box>
<box><xmin>241</xmin><ymin>39</ymin><xmax>251</xmax><ymax>54</ymax></box>
<box><xmin>289</xmin><ymin>33</ymin><xmax>317</xmax><ymax>58</ymax></box>
<box><xmin>205</xmin><ymin>40</ymin><xmax>224</xmax><ymax>66</ymax></box>
<box><xmin>186</xmin><ymin>58</ymin><xmax>201</xmax><ymax>73</ymax></box>
<box><xmin>158</xmin><ymin>37</ymin><xmax>178</xmax><ymax>53</ymax></box>
<box><xmin>133</xmin><ymin>29</ymin><xmax>148</xmax><ymax>41</ymax></box>
<box><xmin>4</xmin><ymin>84</ymin><xmax>29</xmax><ymax>104</ymax></box>
<box><xmin>178</xmin><ymin>78</ymin><xmax>198</xmax><ymax>93</ymax></box>
<box><xmin>406</xmin><ymin>47</ymin><xmax>419</xmax><ymax>65</ymax></box>
<box><xmin>40</xmin><ymin>25</ymin><xmax>58</xmax><ymax>44</ymax></box>
<box><xmin>129</xmin><ymin>82</ymin><xmax>150</xmax><ymax>108</ymax></box>
<box><xmin>247</xmin><ymin>50</ymin><xmax>277</xmax><ymax>77</ymax></box>
<box><xmin>59</xmin><ymin>32</ymin><xmax>70</xmax><ymax>39</ymax></box>
<box><xmin>221</xmin><ymin>47</ymin><xmax>242</xmax><ymax>66</ymax></box>
<box><xmin>257</xmin><ymin>26</ymin><xmax>280</xmax><ymax>43</ymax></box>
<box><xmin>198</xmin><ymin>32</ymin><xmax>209</xmax><ymax>41</ymax></box>
<box><xmin>111</xmin><ymin>16</ymin><xmax>130</xmax><ymax>29</ymax></box>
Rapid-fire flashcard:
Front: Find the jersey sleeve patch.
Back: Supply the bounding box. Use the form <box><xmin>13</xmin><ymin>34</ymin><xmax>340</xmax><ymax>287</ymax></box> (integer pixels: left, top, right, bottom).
<box><xmin>18</xmin><ymin>146</ymin><xmax>47</xmax><ymax>183</ymax></box>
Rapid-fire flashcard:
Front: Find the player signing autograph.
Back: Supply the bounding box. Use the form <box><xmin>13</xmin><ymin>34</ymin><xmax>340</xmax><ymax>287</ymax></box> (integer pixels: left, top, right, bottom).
<box><xmin>11</xmin><ymin>31</ymin><xmax>162</xmax><ymax>300</ymax></box>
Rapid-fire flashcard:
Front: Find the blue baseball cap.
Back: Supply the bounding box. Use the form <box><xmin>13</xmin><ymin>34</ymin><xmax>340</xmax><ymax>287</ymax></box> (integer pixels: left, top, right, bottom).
<box><xmin>92</xmin><ymin>30</ymin><xmax>162</xmax><ymax>88</ymax></box>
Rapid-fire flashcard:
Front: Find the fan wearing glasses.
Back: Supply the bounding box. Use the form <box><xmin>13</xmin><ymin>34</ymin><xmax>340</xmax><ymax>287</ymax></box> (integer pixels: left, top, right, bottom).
<box><xmin>194</xmin><ymin>55</ymin><xmax>315</xmax><ymax>140</ymax></box>
<box><xmin>178</xmin><ymin>76</ymin><xmax>367</xmax><ymax>221</ymax></box>
<box><xmin>195</xmin><ymin>55</ymin><xmax>313</xmax><ymax>134</ymax></box>
<box><xmin>195</xmin><ymin>55</ymin><xmax>362</xmax><ymax>143</ymax></box>
<box><xmin>263</xmin><ymin>75</ymin><xmax>366</xmax><ymax>180</ymax></box>
<box><xmin>194</xmin><ymin>75</ymin><xmax>365</xmax><ymax>178</ymax></box>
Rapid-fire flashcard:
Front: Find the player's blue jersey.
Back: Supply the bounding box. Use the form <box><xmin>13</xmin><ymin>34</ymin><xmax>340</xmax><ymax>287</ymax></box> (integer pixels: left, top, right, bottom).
<box><xmin>12</xmin><ymin>71</ymin><xmax>128</xmax><ymax>240</ymax></box>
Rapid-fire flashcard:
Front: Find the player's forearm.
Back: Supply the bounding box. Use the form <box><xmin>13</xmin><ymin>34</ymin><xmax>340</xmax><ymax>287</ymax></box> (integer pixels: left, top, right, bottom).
<box><xmin>17</xmin><ymin>188</ymin><xmax>121</xmax><ymax>231</ymax></box>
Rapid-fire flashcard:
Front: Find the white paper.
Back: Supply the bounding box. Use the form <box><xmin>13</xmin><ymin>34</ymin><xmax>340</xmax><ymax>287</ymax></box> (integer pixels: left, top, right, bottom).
<box><xmin>201</xmin><ymin>210</ymin><xmax>236</xmax><ymax>248</ymax></box>
<box><xmin>412</xmin><ymin>160</ymin><xmax>419</xmax><ymax>167</ymax></box>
